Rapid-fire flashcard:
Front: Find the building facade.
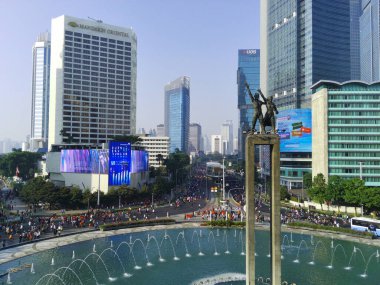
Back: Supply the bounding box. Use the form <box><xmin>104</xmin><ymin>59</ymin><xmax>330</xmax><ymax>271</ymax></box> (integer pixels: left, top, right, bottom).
<box><xmin>156</xmin><ymin>124</ymin><xmax>165</xmax><ymax>137</ymax></box>
<box><xmin>360</xmin><ymin>0</ymin><xmax>380</xmax><ymax>82</ymax></box>
<box><xmin>164</xmin><ymin>76</ymin><xmax>190</xmax><ymax>153</ymax></box>
<box><xmin>48</xmin><ymin>15</ymin><xmax>137</xmax><ymax>149</ymax></box>
<box><xmin>211</xmin><ymin>135</ymin><xmax>222</xmax><ymax>154</ymax></box>
<box><xmin>31</xmin><ymin>33</ymin><xmax>51</xmax><ymax>151</ymax></box>
<box><xmin>221</xmin><ymin>120</ymin><xmax>233</xmax><ymax>155</ymax></box>
<box><xmin>138</xmin><ymin>135</ymin><xmax>170</xmax><ymax>168</ymax></box>
<box><xmin>312</xmin><ymin>80</ymin><xmax>380</xmax><ymax>186</ymax></box>
<box><xmin>237</xmin><ymin>49</ymin><xmax>260</xmax><ymax>158</ymax></box>
<box><xmin>261</xmin><ymin>0</ymin><xmax>361</xmax><ymax>189</ymax></box>
<box><xmin>189</xmin><ymin>123</ymin><xmax>202</xmax><ymax>154</ymax></box>
<box><xmin>261</xmin><ymin>0</ymin><xmax>359</xmax><ymax>110</ymax></box>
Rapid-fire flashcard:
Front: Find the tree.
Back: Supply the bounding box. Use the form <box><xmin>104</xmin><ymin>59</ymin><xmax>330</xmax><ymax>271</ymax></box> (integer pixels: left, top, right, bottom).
<box><xmin>303</xmin><ymin>172</ymin><xmax>312</xmax><ymax>190</ymax></box>
<box><xmin>308</xmin><ymin>173</ymin><xmax>327</xmax><ymax>207</ymax></box>
<box><xmin>111</xmin><ymin>135</ymin><xmax>142</xmax><ymax>144</ymax></box>
<box><xmin>59</xmin><ymin>128</ymin><xmax>74</xmax><ymax>144</ymax></box>
<box><xmin>0</xmin><ymin>151</ymin><xmax>42</xmax><ymax>180</ymax></box>
<box><xmin>344</xmin><ymin>178</ymin><xmax>366</xmax><ymax>214</ymax></box>
<box><xmin>164</xmin><ymin>149</ymin><xmax>190</xmax><ymax>186</ymax></box>
<box><xmin>280</xmin><ymin>185</ymin><xmax>290</xmax><ymax>201</ymax></box>
<box><xmin>327</xmin><ymin>175</ymin><xmax>345</xmax><ymax>211</ymax></box>
<box><xmin>362</xmin><ymin>187</ymin><xmax>380</xmax><ymax>212</ymax></box>
<box><xmin>156</xmin><ymin>154</ymin><xmax>164</xmax><ymax>166</ymax></box>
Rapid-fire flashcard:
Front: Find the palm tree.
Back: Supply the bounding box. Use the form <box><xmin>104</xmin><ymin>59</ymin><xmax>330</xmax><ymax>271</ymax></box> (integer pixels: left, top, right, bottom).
<box><xmin>156</xmin><ymin>154</ymin><xmax>164</xmax><ymax>166</ymax></box>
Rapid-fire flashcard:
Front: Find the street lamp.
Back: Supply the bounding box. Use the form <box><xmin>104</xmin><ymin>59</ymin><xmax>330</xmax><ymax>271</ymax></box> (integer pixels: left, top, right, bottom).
<box><xmin>222</xmin><ymin>157</ymin><xmax>226</xmax><ymax>200</ymax></box>
<box><xmin>358</xmin><ymin>161</ymin><xmax>364</xmax><ymax>216</ymax></box>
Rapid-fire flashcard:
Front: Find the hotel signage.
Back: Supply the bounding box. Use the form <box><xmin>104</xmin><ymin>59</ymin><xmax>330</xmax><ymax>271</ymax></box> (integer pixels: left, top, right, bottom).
<box><xmin>68</xmin><ymin>21</ymin><xmax>129</xmax><ymax>38</ymax></box>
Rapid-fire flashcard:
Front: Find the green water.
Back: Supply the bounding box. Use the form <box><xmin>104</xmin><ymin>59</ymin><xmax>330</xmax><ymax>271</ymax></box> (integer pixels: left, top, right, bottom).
<box><xmin>0</xmin><ymin>228</ymin><xmax>379</xmax><ymax>285</ymax></box>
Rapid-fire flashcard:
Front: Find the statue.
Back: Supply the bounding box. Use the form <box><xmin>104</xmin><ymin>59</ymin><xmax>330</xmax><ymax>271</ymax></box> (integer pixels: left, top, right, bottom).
<box><xmin>245</xmin><ymin>82</ymin><xmax>265</xmax><ymax>134</ymax></box>
<box><xmin>245</xmin><ymin>82</ymin><xmax>278</xmax><ymax>134</ymax></box>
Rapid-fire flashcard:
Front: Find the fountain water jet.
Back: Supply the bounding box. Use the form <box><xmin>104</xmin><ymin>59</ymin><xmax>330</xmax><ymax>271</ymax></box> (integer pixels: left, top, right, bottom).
<box><xmin>208</xmin><ymin>231</ymin><xmax>220</xmax><ymax>256</ymax></box>
<box><xmin>293</xmin><ymin>240</ymin><xmax>308</xmax><ymax>263</ymax></box>
<box><xmin>176</xmin><ymin>231</ymin><xmax>191</xmax><ymax>257</ymax></box>
<box><xmin>360</xmin><ymin>250</ymin><xmax>380</xmax><ymax>278</ymax></box>
<box><xmin>147</xmin><ymin>235</ymin><xmax>166</xmax><ymax>262</ymax></box>
<box><xmin>31</xmin><ymin>263</ymin><xmax>35</xmax><ymax>274</ymax></box>
<box><xmin>327</xmin><ymin>244</ymin><xmax>347</xmax><ymax>269</ymax></box>
<box><xmin>309</xmin><ymin>240</ymin><xmax>328</xmax><ymax>265</ymax></box>
<box><xmin>160</xmin><ymin>233</ymin><xmax>180</xmax><ymax>260</ymax></box>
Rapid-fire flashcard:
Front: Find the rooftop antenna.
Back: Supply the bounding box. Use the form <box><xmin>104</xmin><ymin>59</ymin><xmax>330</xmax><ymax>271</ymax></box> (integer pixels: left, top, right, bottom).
<box><xmin>88</xmin><ymin>17</ymin><xmax>103</xmax><ymax>23</ymax></box>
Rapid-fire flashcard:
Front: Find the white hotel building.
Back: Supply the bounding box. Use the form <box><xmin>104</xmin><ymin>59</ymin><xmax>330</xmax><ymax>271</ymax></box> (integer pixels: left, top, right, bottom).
<box><xmin>48</xmin><ymin>15</ymin><xmax>137</xmax><ymax>149</ymax></box>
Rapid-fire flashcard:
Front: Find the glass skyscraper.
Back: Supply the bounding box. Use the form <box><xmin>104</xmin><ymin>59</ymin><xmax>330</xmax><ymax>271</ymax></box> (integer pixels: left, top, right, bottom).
<box><xmin>49</xmin><ymin>15</ymin><xmax>137</xmax><ymax>148</ymax></box>
<box><xmin>262</xmin><ymin>0</ymin><xmax>359</xmax><ymax>110</ymax></box>
<box><xmin>31</xmin><ymin>33</ymin><xmax>51</xmax><ymax>151</ymax></box>
<box><xmin>360</xmin><ymin>0</ymin><xmax>380</xmax><ymax>82</ymax></box>
<box><xmin>164</xmin><ymin>76</ymin><xmax>190</xmax><ymax>153</ymax></box>
<box><xmin>237</xmin><ymin>49</ymin><xmax>260</xmax><ymax>158</ymax></box>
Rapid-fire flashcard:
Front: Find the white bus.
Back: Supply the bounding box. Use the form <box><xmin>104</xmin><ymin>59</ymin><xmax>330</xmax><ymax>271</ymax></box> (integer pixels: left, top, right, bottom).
<box><xmin>351</xmin><ymin>217</ymin><xmax>380</xmax><ymax>237</ymax></box>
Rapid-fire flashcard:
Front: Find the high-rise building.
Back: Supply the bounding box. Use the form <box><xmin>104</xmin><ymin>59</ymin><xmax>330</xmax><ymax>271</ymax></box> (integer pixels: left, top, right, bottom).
<box><xmin>360</xmin><ymin>0</ymin><xmax>380</xmax><ymax>82</ymax></box>
<box><xmin>48</xmin><ymin>15</ymin><xmax>137</xmax><ymax>149</ymax></box>
<box><xmin>31</xmin><ymin>32</ymin><xmax>51</xmax><ymax>151</ymax></box>
<box><xmin>261</xmin><ymin>0</ymin><xmax>359</xmax><ymax>110</ymax></box>
<box><xmin>312</xmin><ymin>80</ymin><xmax>380</xmax><ymax>186</ymax></box>
<box><xmin>221</xmin><ymin>120</ymin><xmax>233</xmax><ymax>155</ymax></box>
<box><xmin>138</xmin><ymin>135</ymin><xmax>170</xmax><ymax>168</ymax></box>
<box><xmin>237</xmin><ymin>49</ymin><xmax>260</xmax><ymax>158</ymax></box>
<box><xmin>261</xmin><ymin>0</ymin><xmax>361</xmax><ymax>189</ymax></box>
<box><xmin>156</xmin><ymin>124</ymin><xmax>165</xmax><ymax>137</ymax></box>
<box><xmin>189</xmin><ymin>123</ymin><xmax>202</xmax><ymax>154</ymax></box>
<box><xmin>164</xmin><ymin>76</ymin><xmax>190</xmax><ymax>153</ymax></box>
<box><xmin>211</xmin><ymin>135</ymin><xmax>222</xmax><ymax>154</ymax></box>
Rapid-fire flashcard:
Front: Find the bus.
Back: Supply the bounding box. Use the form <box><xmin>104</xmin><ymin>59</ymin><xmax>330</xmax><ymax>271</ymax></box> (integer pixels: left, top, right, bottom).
<box><xmin>351</xmin><ymin>217</ymin><xmax>380</xmax><ymax>237</ymax></box>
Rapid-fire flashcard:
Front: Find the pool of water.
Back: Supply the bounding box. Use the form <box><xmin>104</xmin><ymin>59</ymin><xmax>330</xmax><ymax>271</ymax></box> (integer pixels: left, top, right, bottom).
<box><xmin>0</xmin><ymin>228</ymin><xmax>379</xmax><ymax>285</ymax></box>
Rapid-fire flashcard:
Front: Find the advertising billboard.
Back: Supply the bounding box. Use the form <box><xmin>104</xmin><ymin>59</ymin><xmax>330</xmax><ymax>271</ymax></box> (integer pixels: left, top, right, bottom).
<box><xmin>131</xmin><ymin>150</ymin><xmax>149</xmax><ymax>173</ymax></box>
<box><xmin>60</xmin><ymin>149</ymin><xmax>109</xmax><ymax>174</ymax></box>
<box><xmin>277</xmin><ymin>109</ymin><xmax>312</xmax><ymax>153</ymax></box>
<box><xmin>108</xmin><ymin>141</ymin><xmax>131</xmax><ymax>186</ymax></box>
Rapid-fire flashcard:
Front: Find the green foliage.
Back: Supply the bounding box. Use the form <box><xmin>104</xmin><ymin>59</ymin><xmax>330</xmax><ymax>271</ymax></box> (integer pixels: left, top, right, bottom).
<box><xmin>362</xmin><ymin>187</ymin><xmax>380</xmax><ymax>212</ymax></box>
<box><xmin>303</xmin><ymin>172</ymin><xmax>312</xmax><ymax>190</ymax></box>
<box><xmin>0</xmin><ymin>151</ymin><xmax>42</xmax><ymax>180</ymax></box>
<box><xmin>99</xmin><ymin>218</ymin><xmax>176</xmax><ymax>231</ymax></box>
<box><xmin>343</xmin><ymin>178</ymin><xmax>365</xmax><ymax>206</ymax></box>
<box><xmin>287</xmin><ymin>222</ymin><xmax>373</xmax><ymax>238</ymax></box>
<box><xmin>205</xmin><ymin>220</ymin><xmax>245</xmax><ymax>227</ymax></box>
<box><xmin>308</xmin><ymin>173</ymin><xmax>327</xmax><ymax>206</ymax></box>
<box><xmin>111</xmin><ymin>135</ymin><xmax>142</xmax><ymax>144</ymax></box>
<box><xmin>327</xmin><ymin>175</ymin><xmax>345</xmax><ymax>207</ymax></box>
<box><xmin>164</xmin><ymin>149</ymin><xmax>190</xmax><ymax>185</ymax></box>
<box><xmin>280</xmin><ymin>185</ymin><xmax>290</xmax><ymax>201</ymax></box>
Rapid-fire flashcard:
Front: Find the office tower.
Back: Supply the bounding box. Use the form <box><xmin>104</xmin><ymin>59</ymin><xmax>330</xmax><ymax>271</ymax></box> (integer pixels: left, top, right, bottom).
<box><xmin>164</xmin><ymin>76</ymin><xmax>190</xmax><ymax>153</ymax></box>
<box><xmin>221</xmin><ymin>120</ymin><xmax>233</xmax><ymax>155</ymax></box>
<box><xmin>138</xmin><ymin>134</ymin><xmax>170</xmax><ymax>168</ymax></box>
<box><xmin>351</xmin><ymin>0</ymin><xmax>362</xmax><ymax>80</ymax></box>
<box><xmin>361</xmin><ymin>0</ymin><xmax>380</xmax><ymax>82</ymax></box>
<box><xmin>189</xmin><ymin>123</ymin><xmax>202</xmax><ymax>154</ymax></box>
<box><xmin>31</xmin><ymin>32</ymin><xmax>51</xmax><ymax>151</ymax></box>
<box><xmin>261</xmin><ymin>0</ymin><xmax>358</xmax><ymax>110</ymax></box>
<box><xmin>237</xmin><ymin>49</ymin><xmax>260</xmax><ymax>158</ymax></box>
<box><xmin>156</xmin><ymin>124</ymin><xmax>165</xmax><ymax>137</ymax></box>
<box><xmin>203</xmin><ymin>135</ymin><xmax>210</xmax><ymax>154</ymax></box>
<box><xmin>211</xmin><ymin>135</ymin><xmax>222</xmax><ymax>154</ymax></box>
<box><xmin>48</xmin><ymin>15</ymin><xmax>137</xmax><ymax>148</ymax></box>
<box><xmin>312</xmin><ymin>80</ymin><xmax>380</xmax><ymax>186</ymax></box>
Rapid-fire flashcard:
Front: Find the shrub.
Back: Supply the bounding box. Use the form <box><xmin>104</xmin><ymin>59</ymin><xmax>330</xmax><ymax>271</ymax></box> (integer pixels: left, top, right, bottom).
<box><xmin>99</xmin><ymin>218</ymin><xmax>176</xmax><ymax>231</ymax></box>
<box><xmin>204</xmin><ymin>220</ymin><xmax>245</xmax><ymax>227</ymax></box>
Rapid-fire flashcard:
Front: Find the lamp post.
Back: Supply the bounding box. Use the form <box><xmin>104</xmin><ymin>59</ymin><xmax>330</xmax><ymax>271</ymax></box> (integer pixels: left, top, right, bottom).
<box><xmin>97</xmin><ymin>148</ymin><xmax>101</xmax><ymax>208</ymax></box>
<box><xmin>358</xmin><ymin>162</ymin><xmax>364</xmax><ymax>216</ymax></box>
<box><xmin>222</xmin><ymin>157</ymin><xmax>226</xmax><ymax>200</ymax></box>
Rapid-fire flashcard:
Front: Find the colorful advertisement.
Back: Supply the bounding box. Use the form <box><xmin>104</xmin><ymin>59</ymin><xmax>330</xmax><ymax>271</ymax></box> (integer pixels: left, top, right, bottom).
<box><xmin>108</xmin><ymin>141</ymin><xmax>131</xmax><ymax>186</ymax></box>
<box><xmin>60</xmin><ymin>149</ymin><xmax>109</xmax><ymax>173</ymax></box>
<box><xmin>277</xmin><ymin>109</ymin><xmax>312</xmax><ymax>153</ymax></box>
<box><xmin>131</xmin><ymin>150</ymin><xmax>149</xmax><ymax>173</ymax></box>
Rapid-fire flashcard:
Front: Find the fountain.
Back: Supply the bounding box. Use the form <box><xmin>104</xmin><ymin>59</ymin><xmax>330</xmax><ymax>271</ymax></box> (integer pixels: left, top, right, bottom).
<box><xmin>2</xmin><ymin>228</ymin><xmax>380</xmax><ymax>285</ymax></box>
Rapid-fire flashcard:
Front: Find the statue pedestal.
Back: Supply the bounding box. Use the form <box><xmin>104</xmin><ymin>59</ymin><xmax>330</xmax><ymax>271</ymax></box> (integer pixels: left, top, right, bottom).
<box><xmin>245</xmin><ymin>134</ymin><xmax>281</xmax><ymax>285</ymax></box>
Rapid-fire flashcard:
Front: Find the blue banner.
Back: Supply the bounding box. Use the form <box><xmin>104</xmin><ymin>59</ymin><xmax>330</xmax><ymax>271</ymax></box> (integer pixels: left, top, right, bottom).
<box><xmin>108</xmin><ymin>141</ymin><xmax>131</xmax><ymax>186</ymax></box>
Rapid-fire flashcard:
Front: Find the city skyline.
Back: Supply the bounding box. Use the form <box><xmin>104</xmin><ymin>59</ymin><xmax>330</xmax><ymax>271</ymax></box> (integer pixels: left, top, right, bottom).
<box><xmin>0</xmin><ymin>0</ymin><xmax>259</xmax><ymax>142</ymax></box>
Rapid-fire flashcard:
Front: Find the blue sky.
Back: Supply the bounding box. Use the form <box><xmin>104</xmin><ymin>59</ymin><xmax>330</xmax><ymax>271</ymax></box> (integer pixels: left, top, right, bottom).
<box><xmin>0</xmin><ymin>0</ymin><xmax>260</xmax><ymax>141</ymax></box>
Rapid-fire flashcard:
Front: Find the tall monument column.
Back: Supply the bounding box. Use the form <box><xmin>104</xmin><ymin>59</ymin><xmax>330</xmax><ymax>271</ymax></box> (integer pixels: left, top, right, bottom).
<box><xmin>245</xmin><ymin>134</ymin><xmax>281</xmax><ymax>285</ymax></box>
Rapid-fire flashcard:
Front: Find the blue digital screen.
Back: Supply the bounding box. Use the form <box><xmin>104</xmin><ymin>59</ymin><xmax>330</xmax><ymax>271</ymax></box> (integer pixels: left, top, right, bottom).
<box><xmin>277</xmin><ymin>109</ymin><xmax>312</xmax><ymax>153</ymax></box>
<box><xmin>131</xmin><ymin>150</ymin><xmax>149</xmax><ymax>173</ymax></box>
<box><xmin>60</xmin><ymin>149</ymin><xmax>108</xmax><ymax>174</ymax></box>
<box><xmin>108</xmin><ymin>142</ymin><xmax>131</xmax><ymax>186</ymax></box>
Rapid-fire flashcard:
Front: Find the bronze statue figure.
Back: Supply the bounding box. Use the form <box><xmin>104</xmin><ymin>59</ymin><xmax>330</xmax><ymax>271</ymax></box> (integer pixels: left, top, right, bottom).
<box><xmin>259</xmin><ymin>90</ymin><xmax>279</xmax><ymax>134</ymax></box>
<box><xmin>245</xmin><ymin>82</ymin><xmax>278</xmax><ymax>134</ymax></box>
<box><xmin>245</xmin><ymin>82</ymin><xmax>265</xmax><ymax>134</ymax></box>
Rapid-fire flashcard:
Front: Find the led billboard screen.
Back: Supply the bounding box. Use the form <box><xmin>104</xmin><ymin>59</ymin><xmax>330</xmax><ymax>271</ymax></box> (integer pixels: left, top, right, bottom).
<box><xmin>60</xmin><ymin>149</ymin><xmax>109</xmax><ymax>173</ymax></box>
<box><xmin>131</xmin><ymin>150</ymin><xmax>149</xmax><ymax>173</ymax></box>
<box><xmin>108</xmin><ymin>141</ymin><xmax>131</xmax><ymax>186</ymax></box>
<box><xmin>277</xmin><ymin>109</ymin><xmax>312</xmax><ymax>153</ymax></box>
